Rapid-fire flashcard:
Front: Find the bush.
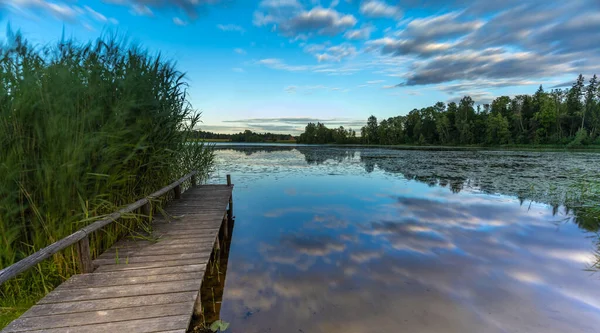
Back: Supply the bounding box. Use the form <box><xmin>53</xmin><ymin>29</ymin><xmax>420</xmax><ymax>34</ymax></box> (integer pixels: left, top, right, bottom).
<box><xmin>567</xmin><ymin>128</ymin><xmax>590</xmax><ymax>148</ymax></box>
<box><xmin>0</xmin><ymin>29</ymin><xmax>214</xmax><ymax>314</ymax></box>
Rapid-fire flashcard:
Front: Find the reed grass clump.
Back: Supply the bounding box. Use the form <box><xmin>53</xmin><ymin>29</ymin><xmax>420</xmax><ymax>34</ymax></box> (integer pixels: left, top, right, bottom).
<box><xmin>0</xmin><ymin>29</ymin><xmax>214</xmax><ymax>324</ymax></box>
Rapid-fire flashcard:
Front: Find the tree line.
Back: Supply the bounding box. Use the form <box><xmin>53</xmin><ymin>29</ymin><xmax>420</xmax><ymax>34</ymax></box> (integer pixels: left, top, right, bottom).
<box><xmin>191</xmin><ymin>130</ymin><xmax>295</xmax><ymax>142</ymax></box>
<box><xmin>297</xmin><ymin>74</ymin><xmax>600</xmax><ymax>147</ymax></box>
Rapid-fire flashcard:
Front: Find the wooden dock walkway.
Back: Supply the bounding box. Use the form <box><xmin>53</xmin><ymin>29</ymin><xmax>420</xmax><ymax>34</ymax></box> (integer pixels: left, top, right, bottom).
<box><xmin>1</xmin><ymin>183</ymin><xmax>233</xmax><ymax>333</ymax></box>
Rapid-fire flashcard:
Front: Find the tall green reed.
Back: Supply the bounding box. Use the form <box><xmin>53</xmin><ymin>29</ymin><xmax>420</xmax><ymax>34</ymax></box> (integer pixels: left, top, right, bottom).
<box><xmin>0</xmin><ymin>28</ymin><xmax>214</xmax><ymax>319</ymax></box>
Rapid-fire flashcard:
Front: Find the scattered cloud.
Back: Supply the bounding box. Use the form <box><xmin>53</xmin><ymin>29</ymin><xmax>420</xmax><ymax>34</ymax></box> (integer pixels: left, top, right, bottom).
<box><xmin>130</xmin><ymin>4</ymin><xmax>153</xmax><ymax>16</ymax></box>
<box><xmin>84</xmin><ymin>5</ymin><xmax>107</xmax><ymax>22</ymax></box>
<box><xmin>344</xmin><ymin>25</ymin><xmax>375</xmax><ymax>40</ymax></box>
<box><xmin>359</xmin><ymin>0</ymin><xmax>402</xmax><ymax>19</ymax></box>
<box><xmin>256</xmin><ymin>58</ymin><xmax>325</xmax><ymax>72</ymax></box>
<box><xmin>232</xmin><ymin>67</ymin><xmax>245</xmax><ymax>73</ymax></box>
<box><xmin>234</xmin><ymin>48</ymin><xmax>247</xmax><ymax>55</ymax></box>
<box><xmin>1</xmin><ymin>1</ymin><xmax>121</xmax><ymax>26</ymax></box>
<box><xmin>104</xmin><ymin>0</ymin><xmax>226</xmax><ymax>19</ymax></box>
<box><xmin>172</xmin><ymin>17</ymin><xmax>187</xmax><ymax>26</ymax></box>
<box><xmin>1</xmin><ymin>0</ymin><xmax>78</xmax><ymax>21</ymax></box>
<box><xmin>366</xmin><ymin>3</ymin><xmax>600</xmax><ymax>88</ymax></box>
<box><xmin>217</xmin><ymin>23</ymin><xmax>246</xmax><ymax>34</ymax></box>
<box><xmin>254</xmin><ymin>2</ymin><xmax>357</xmax><ymax>38</ymax></box>
<box><xmin>307</xmin><ymin>43</ymin><xmax>357</xmax><ymax>62</ymax></box>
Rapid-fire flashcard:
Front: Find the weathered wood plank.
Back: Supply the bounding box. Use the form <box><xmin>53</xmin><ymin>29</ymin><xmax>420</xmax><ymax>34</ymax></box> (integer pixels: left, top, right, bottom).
<box><xmin>93</xmin><ymin>252</ymin><xmax>210</xmax><ymax>266</ymax></box>
<box><xmin>98</xmin><ymin>243</ymin><xmax>215</xmax><ymax>259</ymax></box>
<box><xmin>60</xmin><ymin>272</ymin><xmax>204</xmax><ymax>289</ymax></box>
<box><xmin>20</xmin><ymin>315</ymin><xmax>192</xmax><ymax>333</ymax></box>
<box><xmin>22</xmin><ymin>292</ymin><xmax>197</xmax><ymax>318</ymax></box>
<box><xmin>51</xmin><ymin>265</ymin><xmax>208</xmax><ymax>285</ymax></box>
<box><xmin>111</xmin><ymin>237</ymin><xmax>215</xmax><ymax>248</ymax></box>
<box><xmin>39</xmin><ymin>279</ymin><xmax>202</xmax><ymax>304</ymax></box>
<box><xmin>93</xmin><ymin>258</ymin><xmax>210</xmax><ymax>273</ymax></box>
<box><xmin>5</xmin><ymin>303</ymin><xmax>193</xmax><ymax>332</ymax></box>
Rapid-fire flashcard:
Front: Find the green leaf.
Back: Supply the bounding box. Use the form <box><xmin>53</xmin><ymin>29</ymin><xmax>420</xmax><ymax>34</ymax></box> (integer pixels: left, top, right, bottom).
<box><xmin>209</xmin><ymin>320</ymin><xmax>230</xmax><ymax>332</ymax></box>
<box><xmin>220</xmin><ymin>321</ymin><xmax>230</xmax><ymax>331</ymax></box>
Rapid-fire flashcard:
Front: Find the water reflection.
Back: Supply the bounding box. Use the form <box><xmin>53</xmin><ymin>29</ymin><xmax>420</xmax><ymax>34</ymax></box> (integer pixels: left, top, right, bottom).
<box><xmin>209</xmin><ymin>146</ymin><xmax>600</xmax><ymax>333</ymax></box>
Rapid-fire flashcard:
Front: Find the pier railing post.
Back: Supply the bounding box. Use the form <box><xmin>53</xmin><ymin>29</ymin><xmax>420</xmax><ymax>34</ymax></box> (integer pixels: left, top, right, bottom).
<box><xmin>76</xmin><ymin>236</ymin><xmax>93</xmax><ymax>274</ymax></box>
<box><xmin>226</xmin><ymin>175</ymin><xmax>233</xmax><ymax>223</ymax></box>
<box><xmin>191</xmin><ymin>174</ymin><xmax>197</xmax><ymax>187</ymax></box>
<box><xmin>141</xmin><ymin>201</ymin><xmax>152</xmax><ymax>222</ymax></box>
<box><xmin>174</xmin><ymin>184</ymin><xmax>182</xmax><ymax>199</ymax></box>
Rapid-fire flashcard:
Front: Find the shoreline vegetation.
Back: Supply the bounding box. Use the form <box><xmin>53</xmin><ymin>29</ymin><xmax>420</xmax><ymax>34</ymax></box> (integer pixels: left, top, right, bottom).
<box><xmin>196</xmin><ymin>74</ymin><xmax>600</xmax><ymax>150</ymax></box>
<box><xmin>296</xmin><ymin>74</ymin><xmax>600</xmax><ymax>148</ymax></box>
<box><xmin>0</xmin><ymin>31</ymin><xmax>214</xmax><ymax>327</ymax></box>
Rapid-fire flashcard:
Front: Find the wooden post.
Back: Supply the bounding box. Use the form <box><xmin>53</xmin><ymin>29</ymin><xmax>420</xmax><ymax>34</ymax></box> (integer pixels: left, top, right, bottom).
<box><xmin>174</xmin><ymin>184</ymin><xmax>182</xmax><ymax>199</ymax></box>
<box><xmin>191</xmin><ymin>174</ymin><xmax>197</xmax><ymax>187</ymax></box>
<box><xmin>222</xmin><ymin>215</ymin><xmax>229</xmax><ymax>240</ymax></box>
<box><xmin>76</xmin><ymin>236</ymin><xmax>93</xmax><ymax>274</ymax></box>
<box><xmin>226</xmin><ymin>175</ymin><xmax>233</xmax><ymax>222</ymax></box>
<box><xmin>141</xmin><ymin>201</ymin><xmax>152</xmax><ymax>222</ymax></box>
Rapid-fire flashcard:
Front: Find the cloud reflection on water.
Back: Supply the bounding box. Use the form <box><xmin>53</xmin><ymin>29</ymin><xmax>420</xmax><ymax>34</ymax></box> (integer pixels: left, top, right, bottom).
<box><xmin>212</xmin><ymin>146</ymin><xmax>600</xmax><ymax>333</ymax></box>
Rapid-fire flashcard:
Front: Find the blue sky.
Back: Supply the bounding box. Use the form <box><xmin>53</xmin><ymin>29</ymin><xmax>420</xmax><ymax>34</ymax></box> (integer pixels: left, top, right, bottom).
<box><xmin>1</xmin><ymin>0</ymin><xmax>599</xmax><ymax>134</ymax></box>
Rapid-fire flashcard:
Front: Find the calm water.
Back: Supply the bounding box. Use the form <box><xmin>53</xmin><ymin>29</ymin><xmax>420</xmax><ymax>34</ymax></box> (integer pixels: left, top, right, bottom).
<box><xmin>207</xmin><ymin>146</ymin><xmax>600</xmax><ymax>333</ymax></box>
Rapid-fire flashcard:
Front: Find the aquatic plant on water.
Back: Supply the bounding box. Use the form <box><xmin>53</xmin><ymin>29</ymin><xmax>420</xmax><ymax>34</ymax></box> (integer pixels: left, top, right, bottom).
<box><xmin>0</xmin><ymin>28</ymin><xmax>214</xmax><ymax>326</ymax></box>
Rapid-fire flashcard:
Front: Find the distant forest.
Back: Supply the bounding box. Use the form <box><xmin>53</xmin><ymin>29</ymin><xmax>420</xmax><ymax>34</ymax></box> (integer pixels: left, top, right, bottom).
<box><xmin>191</xmin><ymin>130</ymin><xmax>295</xmax><ymax>142</ymax></box>
<box><xmin>297</xmin><ymin>74</ymin><xmax>600</xmax><ymax>147</ymax></box>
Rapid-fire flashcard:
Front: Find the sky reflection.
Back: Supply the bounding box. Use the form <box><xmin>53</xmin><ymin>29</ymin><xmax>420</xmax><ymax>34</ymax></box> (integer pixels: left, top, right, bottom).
<box><xmin>209</xmin><ymin>146</ymin><xmax>600</xmax><ymax>333</ymax></box>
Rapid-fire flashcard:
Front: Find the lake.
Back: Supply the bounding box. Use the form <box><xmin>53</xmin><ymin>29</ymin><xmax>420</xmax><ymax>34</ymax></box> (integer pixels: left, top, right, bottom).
<box><xmin>204</xmin><ymin>145</ymin><xmax>600</xmax><ymax>333</ymax></box>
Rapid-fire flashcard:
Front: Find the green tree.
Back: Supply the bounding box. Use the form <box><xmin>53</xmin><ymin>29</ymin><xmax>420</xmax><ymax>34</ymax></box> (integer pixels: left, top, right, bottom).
<box><xmin>486</xmin><ymin>113</ymin><xmax>511</xmax><ymax>144</ymax></box>
<box><xmin>584</xmin><ymin>75</ymin><xmax>598</xmax><ymax>134</ymax></box>
<box><xmin>436</xmin><ymin>114</ymin><xmax>452</xmax><ymax>144</ymax></box>
<box><xmin>456</xmin><ymin>96</ymin><xmax>475</xmax><ymax>144</ymax></box>
<box><xmin>363</xmin><ymin>115</ymin><xmax>379</xmax><ymax>144</ymax></box>
<box><xmin>567</xmin><ymin>74</ymin><xmax>585</xmax><ymax>136</ymax></box>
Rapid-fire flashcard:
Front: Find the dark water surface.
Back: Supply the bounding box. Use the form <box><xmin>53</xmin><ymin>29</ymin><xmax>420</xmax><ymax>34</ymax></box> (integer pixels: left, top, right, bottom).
<box><xmin>207</xmin><ymin>146</ymin><xmax>600</xmax><ymax>333</ymax></box>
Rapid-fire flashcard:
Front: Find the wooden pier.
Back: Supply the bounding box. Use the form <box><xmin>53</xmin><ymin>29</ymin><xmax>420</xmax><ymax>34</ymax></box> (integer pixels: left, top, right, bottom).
<box><xmin>0</xmin><ymin>173</ymin><xmax>233</xmax><ymax>333</ymax></box>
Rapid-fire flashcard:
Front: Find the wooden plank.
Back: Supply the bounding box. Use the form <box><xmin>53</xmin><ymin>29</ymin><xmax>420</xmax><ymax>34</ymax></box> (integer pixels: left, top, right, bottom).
<box><xmin>152</xmin><ymin>215</ymin><xmax>226</xmax><ymax>224</ymax></box>
<box><xmin>150</xmin><ymin>223</ymin><xmax>224</xmax><ymax>231</ymax></box>
<box><xmin>4</xmin><ymin>303</ymin><xmax>193</xmax><ymax>332</ymax></box>
<box><xmin>110</xmin><ymin>237</ymin><xmax>215</xmax><ymax>248</ymax></box>
<box><xmin>98</xmin><ymin>243</ymin><xmax>215</xmax><ymax>259</ymax></box>
<box><xmin>50</xmin><ymin>265</ymin><xmax>208</xmax><ymax>285</ymax></box>
<box><xmin>93</xmin><ymin>258</ymin><xmax>210</xmax><ymax>273</ymax></box>
<box><xmin>123</xmin><ymin>232</ymin><xmax>218</xmax><ymax>242</ymax></box>
<box><xmin>22</xmin><ymin>292</ymin><xmax>197</xmax><ymax>318</ymax></box>
<box><xmin>151</xmin><ymin>227</ymin><xmax>221</xmax><ymax>235</ymax></box>
<box><xmin>60</xmin><ymin>272</ymin><xmax>204</xmax><ymax>289</ymax></box>
<box><xmin>39</xmin><ymin>279</ymin><xmax>202</xmax><ymax>304</ymax></box>
<box><xmin>20</xmin><ymin>315</ymin><xmax>192</xmax><ymax>333</ymax></box>
<box><xmin>93</xmin><ymin>252</ymin><xmax>210</xmax><ymax>266</ymax></box>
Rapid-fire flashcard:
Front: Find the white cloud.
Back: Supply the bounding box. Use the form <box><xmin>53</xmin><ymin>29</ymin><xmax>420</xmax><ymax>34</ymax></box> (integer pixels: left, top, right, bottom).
<box><xmin>131</xmin><ymin>4</ymin><xmax>153</xmax><ymax>16</ymax></box>
<box><xmin>234</xmin><ymin>48</ymin><xmax>247</xmax><ymax>55</ymax></box>
<box><xmin>254</xmin><ymin>4</ymin><xmax>357</xmax><ymax>38</ymax></box>
<box><xmin>285</xmin><ymin>85</ymin><xmax>298</xmax><ymax>94</ymax></box>
<box><xmin>173</xmin><ymin>17</ymin><xmax>187</xmax><ymax>26</ymax></box>
<box><xmin>84</xmin><ymin>5</ymin><xmax>107</xmax><ymax>22</ymax></box>
<box><xmin>344</xmin><ymin>25</ymin><xmax>374</xmax><ymax>40</ymax></box>
<box><xmin>359</xmin><ymin>0</ymin><xmax>402</xmax><ymax>18</ymax></box>
<box><xmin>217</xmin><ymin>24</ymin><xmax>246</xmax><ymax>34</ymax></box>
